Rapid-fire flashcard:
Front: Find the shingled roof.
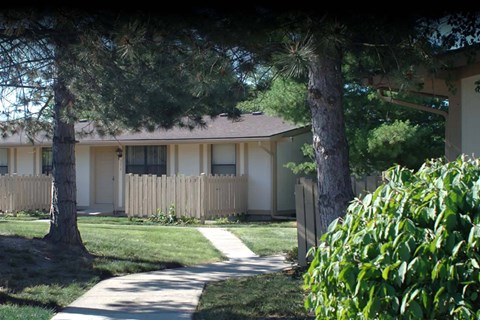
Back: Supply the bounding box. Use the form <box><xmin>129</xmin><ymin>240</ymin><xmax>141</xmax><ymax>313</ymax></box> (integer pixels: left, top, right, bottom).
<box><xmin>0</xmin><ymin>113</ymin><xmax>310</xmax><ymax>146</ymax></box>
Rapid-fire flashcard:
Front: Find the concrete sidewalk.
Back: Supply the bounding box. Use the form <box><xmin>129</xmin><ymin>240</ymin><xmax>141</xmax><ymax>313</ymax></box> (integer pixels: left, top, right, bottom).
<box><xmin>51</xmin><ymin>227</ymin><xmax>290</xmax><ymax>320</ymax></box>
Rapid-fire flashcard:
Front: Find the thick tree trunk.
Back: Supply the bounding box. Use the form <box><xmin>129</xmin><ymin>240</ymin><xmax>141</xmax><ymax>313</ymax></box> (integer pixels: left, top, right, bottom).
<box><xmin>308</xmin><ymin>52</ymin><xmax>354</xmax><ymax>235</ymax></box>
<box><xmin>44</xmin><ymin>79</ymin><xmax>85</xmax><ymax>250</ymax></box>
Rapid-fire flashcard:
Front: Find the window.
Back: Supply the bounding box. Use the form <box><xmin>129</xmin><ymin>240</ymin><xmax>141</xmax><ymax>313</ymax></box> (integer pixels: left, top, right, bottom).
<box><xmin>42</xmin><ymin>147</ymin><xmax>53</xmax><ymax>175</ymax></box>
<box><xmin>0</xmin><ymin>148</ymin><xmax>7</xmax><ymax>175</ymax></box>
<box><xmin>126</xmin><ymin>145</ymin><xmax>167</xmax><ymax>175</ymax></box>
<box><xmin>211</xmin><ymin>143</ymin><xmax>236</xmax><ymax>175</ymax></box>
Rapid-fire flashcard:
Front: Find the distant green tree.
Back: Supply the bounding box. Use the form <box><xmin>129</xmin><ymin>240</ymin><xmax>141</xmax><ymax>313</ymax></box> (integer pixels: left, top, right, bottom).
<box><xmin>237</xmin><ymin>76</ymin><xmax>309</xmax><ymax>125</ymax></box>
<box><xmin>240</xmin><ymin>78</ymin><xmax>445</xmax><ymax>177</ymax></box>
<box><xmin>176</xmin><ymin>7</ymin><xmax>479</xmax><ymax>235</ymax></box>
<box><xmin>344</xmin><ymin>85</ymin><xmax>445</xmax><ymax>176</ymax></box>
<box><xmin>367</xmin><ymin>119</ymin><xmax>443</xmax><ymax>172</ymax></box>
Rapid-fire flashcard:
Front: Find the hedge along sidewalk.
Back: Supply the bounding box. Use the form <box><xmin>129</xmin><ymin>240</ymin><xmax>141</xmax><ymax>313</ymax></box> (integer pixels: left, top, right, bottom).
<box><xmin>51</xmin><ymin>227</ymin><xmax>290</xmax><ymax>320</ymax></box>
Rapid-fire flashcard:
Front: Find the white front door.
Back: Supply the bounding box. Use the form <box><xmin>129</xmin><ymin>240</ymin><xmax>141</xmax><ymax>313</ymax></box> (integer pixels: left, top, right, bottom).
<box><xmin>95</xmin><ymin>148</ymin><xmax>115</xmax><ymax>205</ymax></box>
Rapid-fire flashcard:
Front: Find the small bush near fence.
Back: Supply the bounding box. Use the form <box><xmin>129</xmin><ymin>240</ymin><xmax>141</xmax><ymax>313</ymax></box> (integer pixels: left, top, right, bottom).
<box><xmin>148</xmin><ymin>204</ymin><xmax>200</xmax><ymax>225</ymax></box>
<box><xmin>304</xmin><ymin>156</ymin><xmax>480</xmax><ymax>319</ymax></box>
<box><xmin>1</xmin><ymin>210</ymin><xmax>49</xmax><ymax>219</ymax></box>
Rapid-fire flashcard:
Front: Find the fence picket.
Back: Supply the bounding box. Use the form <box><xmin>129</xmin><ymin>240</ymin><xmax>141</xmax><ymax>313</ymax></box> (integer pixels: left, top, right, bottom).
<box><xmin>123</xmin><ymin>174</ymin><xmax>247</xmax><ymax>220</ymax></box>
<box><xmin>0</xmin><ymin>174</ymin><xmax>52</xmax><ymax>213</ymax></box>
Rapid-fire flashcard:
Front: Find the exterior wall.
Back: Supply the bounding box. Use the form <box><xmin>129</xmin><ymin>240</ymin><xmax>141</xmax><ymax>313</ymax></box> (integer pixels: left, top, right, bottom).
<box><xmin>118</xmin><ymin>152</ymin><xmax>125</xmax><ymax>210</ymax></box>
<box><xmin>15</xmin><ymin>147</ymin><xmax>35</xmax><ymax>175</ymax></box>
<box><xmin>8</xmin><ymin>148</ymin><xmax>14</xmax><ymax>174</ymax></box>
<box><xmin>168</xmin><ymin>144</ymin><xmax>176</xmax><ymax>175</ymax></box>
<box><xmin>276</xmin><ymin>132</ymin><xmax>312</xmax><ymax>212</ymax></box>
<box><xmin>4</xmin><ymin>136</ymin><xmax>310</xmax><ymax>215</ymax></box>
<box><xmin>201</xmin><ymin>144</ymin><xmax>209</xmax><ymax>174</ymax></box>
<box><xmin>246</xmin><ymin>141</ymin><xmax>272</xmax><ymax>212</ymax></box>
<box><xmin>75</xmin><ymin>145</ymin><xmax>90</xmax><ymax>207</ymax></box>
<box><xmin>177</xmin><ymin>144</ymin><xmax>201</xmax><ymax>176</ymax></box>
<box><xmin>461</xmin><ymin>75</ymin><xmax>480</xmax><ymax>157</ymax></box>
<box><xmin>34</xmin><ymin>147</ymin><xmax>41</xmax><ymax>175</ymax></box>
<box><xmin>446</xmin><ymin>84</ymin><xmax>463</xmax><ymax>161</ymax></box>
<box><xmin>239</xmin><ymin>143</ymin><xmax>247</xmax><ymax>175</ymax></box>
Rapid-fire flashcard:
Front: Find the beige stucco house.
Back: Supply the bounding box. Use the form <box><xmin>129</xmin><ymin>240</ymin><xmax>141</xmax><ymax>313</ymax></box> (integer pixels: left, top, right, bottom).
<box><xmin>0</xmin><ymin>112</ymin><xmax>312</xmax><ymax>218</ymax></box>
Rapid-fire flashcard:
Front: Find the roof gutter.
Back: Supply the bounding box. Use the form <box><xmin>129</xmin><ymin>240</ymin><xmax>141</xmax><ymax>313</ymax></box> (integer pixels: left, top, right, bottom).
<box><xmin>376</xmin><ymin>88</ymin><xmax>448</xmax><ymax>119</ymax></box>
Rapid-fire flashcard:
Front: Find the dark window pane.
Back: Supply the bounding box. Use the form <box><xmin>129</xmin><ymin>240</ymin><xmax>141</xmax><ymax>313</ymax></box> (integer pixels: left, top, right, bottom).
<box><xmin>0</xmin><ymin>148</ymin><xmax>7</xmax><ymax>167</ymax></box>
<box><xmin>42</xmin><ymin>147</ymin><xmax>52</xmax><ymax>175</ymax></box>
<box><xmin>0</xmin><ymin>148</ymin><xmax>7</xmax><ymax>174</ymax></box>
<box><xmin>126</xmin><ymin>146</ymin><xmax>167</xmax><ymax>175</ymax></box>
<box><xmin>211</xmin><ymin>164</ymin><xmax>236</xmax><ymax>176</ymax></box>
<box><xmin>126</xmin><ymin>146</ymin><xmax>145</xmax><ymax>166</ymax></box>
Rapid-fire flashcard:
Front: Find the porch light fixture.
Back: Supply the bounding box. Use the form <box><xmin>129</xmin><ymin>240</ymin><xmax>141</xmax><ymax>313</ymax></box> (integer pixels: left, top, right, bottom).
<box><xmin>115</xmin><ymin>147</ymin><xmax>123</xmax><ymax>159</ymax></box>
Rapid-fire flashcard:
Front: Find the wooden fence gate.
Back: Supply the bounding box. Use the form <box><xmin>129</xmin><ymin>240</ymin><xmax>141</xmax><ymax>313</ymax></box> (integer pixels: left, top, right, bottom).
<box><xmin>124</xmin><ymin>173</ymin><xmax>248</xmax><ymax>220</ymax></box>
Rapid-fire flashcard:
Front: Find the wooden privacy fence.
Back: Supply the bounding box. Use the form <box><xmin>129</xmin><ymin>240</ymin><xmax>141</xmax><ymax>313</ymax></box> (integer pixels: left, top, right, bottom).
<box><xmin>124</xmin><ymin>174</ymin><xmax>248</xmax><ymax>220</ymax></box>
<box><xmin>0</xmin><ymin>174</ymin><xmax>52</xmax><ymax>213</ymax></box>
<box><xmin>295</xmin><ymin>175</ymin><xmax>383</xmax><ymax>266</ymax></box>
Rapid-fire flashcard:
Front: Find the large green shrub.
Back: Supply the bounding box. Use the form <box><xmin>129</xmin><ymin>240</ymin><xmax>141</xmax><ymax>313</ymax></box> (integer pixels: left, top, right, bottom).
<box><xmin>304</xmin><ymin>155</ymin><xmax>480</xmax><ymax>319</ymax></box>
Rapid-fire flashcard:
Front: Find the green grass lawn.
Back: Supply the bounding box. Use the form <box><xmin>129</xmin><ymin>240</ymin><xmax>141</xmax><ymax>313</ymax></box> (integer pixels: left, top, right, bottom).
<box><xmin>0</xmin><ymin>219</ymin><xmax>224</xmax><ymax>320</ymax></box>
<box><xmin>194</xmin><ymin>268</ymin><xmax>314</xmax><ymax>320</ymax></box>
<box><xmin>227</xmin><ymin>224</ymin><xmax>298</xmax><ymax>256</ymax></box>
<box><xmin>0</xmin><ymin>216</ymin><xmax>306</xmax><ymax>320</ymax></box>
<box><xmin>195</xmin><ymin>220</ymin><xmax>313</xmax><ymax>320</ymax></box>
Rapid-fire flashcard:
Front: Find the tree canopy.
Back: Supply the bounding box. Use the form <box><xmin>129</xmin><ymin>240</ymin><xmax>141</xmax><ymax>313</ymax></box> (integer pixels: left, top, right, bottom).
<box><xmin>0</xmin><ymin>6</ymin><xmax>245</xmax><ymax>247</ymax></box>
<box><xmin>0</xmin><ymin>4</ymin><xmax>478</xmax><ymax>245</ymax></box>
<box><xmin>202</xmin><ymin>7</ymin><xmax>479</xmax><ymax>234</ymax></box>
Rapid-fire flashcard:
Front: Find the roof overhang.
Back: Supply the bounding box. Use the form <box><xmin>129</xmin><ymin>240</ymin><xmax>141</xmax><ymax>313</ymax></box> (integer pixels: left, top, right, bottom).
<box><xmin>368</xmin><ymin>45</ymin><xmax>480</xmax><ymax>97</ymax></box>
<box><xmin>0</xmin><ymin>124</ymin><xmax>312</xmax><ymax>148</ymax></box>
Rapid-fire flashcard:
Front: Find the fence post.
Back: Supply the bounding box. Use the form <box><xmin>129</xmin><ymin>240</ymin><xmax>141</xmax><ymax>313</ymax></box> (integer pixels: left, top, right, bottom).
<box><xmin>295</xmin><ymin>178</ymin><xmax>307</xmax><ymax>267</ymax></box>
<box><xmin>295</xmin><ymin>174</ymin><xmax>385</xmax><ymax>267</ymax></box>
<box><xmin>199</xmin><ymin>173</ymin><xmax>206</xmax><ymax>223</ymax></box>
<box><xmin>304</xmin><ymin>179</ymin><xmax>317</xmax><ymax>254</ymax></box>
<box><xmin>124</xmin><ymin>174</ymin><xmax>130</xmax><ymax>217</ymax></box>
<box><xmin>13</xmin><ymin>174</ymin><xmax>19</xmax><ymax>215</ymax></box>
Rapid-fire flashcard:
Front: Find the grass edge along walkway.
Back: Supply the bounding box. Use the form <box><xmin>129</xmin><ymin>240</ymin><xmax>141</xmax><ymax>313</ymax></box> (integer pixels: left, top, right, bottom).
<box><xmin>0</xmin><ymin>220</ymin><xmax>224</xmax><ymax>320</ymax></box>
<box><xmin>50</xmin><ymin>227</ymin><xmax>290</xmax><ymax>320</ymax></box>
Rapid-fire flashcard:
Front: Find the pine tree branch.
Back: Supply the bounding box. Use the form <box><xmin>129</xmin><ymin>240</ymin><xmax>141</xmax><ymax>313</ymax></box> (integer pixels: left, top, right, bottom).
<box><xmin>36</xmin><ymin>95</ymin><xmax>53</xmax><ymax>120</ymax></box>
<box><xmin>0</xmin><ymin>83</ymin><xmax>47</xmax><ymax>89</ymax></box>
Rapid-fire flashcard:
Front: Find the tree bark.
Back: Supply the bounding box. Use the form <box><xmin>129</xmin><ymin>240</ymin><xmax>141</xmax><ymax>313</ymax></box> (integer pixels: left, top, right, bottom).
<box><xmin>308</xmin><ymin>51</ymin><xmax>354</xmax><ymax>235</ymax></box>
<box><xmin>44</xmin><ymin>79</ymin><xmax>85</xmax><ymax>250</ymax></box>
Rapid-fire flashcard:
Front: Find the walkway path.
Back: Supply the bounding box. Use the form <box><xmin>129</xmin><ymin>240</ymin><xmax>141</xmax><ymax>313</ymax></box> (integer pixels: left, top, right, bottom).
<box><xmin>51</xmin><ymin>227</ymin><xmax>289</xmax><ymax>320</ymax></box>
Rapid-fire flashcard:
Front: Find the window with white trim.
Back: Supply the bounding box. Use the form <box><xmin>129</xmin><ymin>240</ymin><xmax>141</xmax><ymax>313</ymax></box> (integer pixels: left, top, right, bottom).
<box><xmin>126</xmin><ymin>145</ymin><xmax>167</xmax><ymax>175</ymax></box>
<box><xmin>0</xmin><ymin>148</ymin><xmax>7</xmax><ymax>175</ymax></box>
<box><xmin>42</xmin><ymin>147</ymin><xmax>52</xmax><ymax>175</ymax></box>
<box><xmin>211</xmin><ymin>143</ymin><xmax>236</xmax><ymax>176</ymax></box>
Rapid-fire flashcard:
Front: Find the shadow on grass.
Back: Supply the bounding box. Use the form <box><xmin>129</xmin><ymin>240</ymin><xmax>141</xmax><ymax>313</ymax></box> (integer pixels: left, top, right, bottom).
<box><xmin>88</xmin><ymin>253</ymin><xmax>184</xmax><ymax>278</ymax></box>
<box><xmin>193</xmin><ymin>266</ymin><xmax>315</xmax><ymax>320</ymax></box>
<box><xmin>0</xmin><ymin>292</ymin><xmax>59</xmax><ymax>313</ymax></box>
<box><xmin>0</xmin><ymin>235</ymin><xmax>184</xmax><ymax>312</ymax></box>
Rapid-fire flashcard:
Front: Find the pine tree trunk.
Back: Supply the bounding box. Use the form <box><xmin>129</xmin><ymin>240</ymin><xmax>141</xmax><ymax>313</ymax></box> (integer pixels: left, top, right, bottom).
<box><xmin>308</xmin><ymin>52</ymin><xmax>354</xmax><ymax>235</ymax></box>
<box><xmin>44</xmin><ymin>79</ymin><xmax>85</xmax><ymax>250</ymax></box>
